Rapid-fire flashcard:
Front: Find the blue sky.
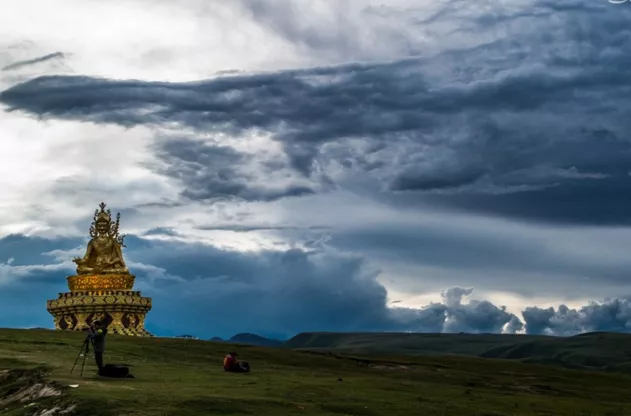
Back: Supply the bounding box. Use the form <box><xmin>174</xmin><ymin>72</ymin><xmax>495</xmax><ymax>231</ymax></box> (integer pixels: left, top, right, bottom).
<box><xmin>1</xmin><ymin>0</ymin><xmax>631</xmax><ymax>339</ymax></box>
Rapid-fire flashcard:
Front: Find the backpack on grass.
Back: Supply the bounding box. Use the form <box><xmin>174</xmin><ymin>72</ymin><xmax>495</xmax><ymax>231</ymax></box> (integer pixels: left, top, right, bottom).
<box><xmin>99</xmin><ymin>364</ymin><xmax>135</xmax><ymax>378</ymax></box>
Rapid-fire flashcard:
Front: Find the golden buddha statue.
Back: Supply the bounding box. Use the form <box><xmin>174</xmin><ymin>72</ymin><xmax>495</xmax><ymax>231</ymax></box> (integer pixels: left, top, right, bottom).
<box><xmin>73</xmin><ymin>202</ymin><xmax>130</xmax><ymax>275</ymax></box>
<box><xmin>47</xmin><ymin>202</ymin><xmax>153</xmax><ymax>336</ymax></box>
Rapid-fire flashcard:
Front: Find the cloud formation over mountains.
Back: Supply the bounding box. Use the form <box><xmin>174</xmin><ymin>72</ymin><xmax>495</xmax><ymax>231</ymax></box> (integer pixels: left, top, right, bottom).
<box><xmin>523</xmin><ymin>299</ymin><xmax>631</xmax><ymax>336</ymax></box>
<box><xmin>1</xmin><ymin>233</ymin><xmax>630</xmax><ymax>339</ymax></box>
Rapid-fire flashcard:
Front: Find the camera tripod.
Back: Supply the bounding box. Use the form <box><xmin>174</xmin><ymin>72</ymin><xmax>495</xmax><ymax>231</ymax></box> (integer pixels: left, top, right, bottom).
<box><xmin>70</xmin><ymin>336</ymin><xmax>94</xmax><ymax>377</ymax></box>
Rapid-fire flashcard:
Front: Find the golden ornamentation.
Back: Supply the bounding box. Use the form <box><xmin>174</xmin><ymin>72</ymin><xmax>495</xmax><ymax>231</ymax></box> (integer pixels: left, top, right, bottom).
<box><xmin>75</xmin><ymin>312</ymin><xmax>89</xmax><ymax>330</ymax></box>
<box><xmin>47</xmin><ymin>202</ymin><xmax>153</xmax><ymax>337</ymax></box>
<box><xmin>92</xmin><ymin>312</ymin><xmax>107</xmax><ymax>323</ymax></box>
<box><xmin>107</xmin><ymin>311</ymin><xmax>125</xmax><ymax>332</ymax></box>
<box><xmin>47</xmin><ymin>291</ymin><xmax>153</xmax><ymax>336</ymax></box>
<box><xmin>68</xmin><ymin>274</ymin><xmax>135</xmax><ymax>291</ymax></box>
<box><xmin>63</xmin><ymin>315</ymin><xmax>74</xmax><ymax>330</ymax></box>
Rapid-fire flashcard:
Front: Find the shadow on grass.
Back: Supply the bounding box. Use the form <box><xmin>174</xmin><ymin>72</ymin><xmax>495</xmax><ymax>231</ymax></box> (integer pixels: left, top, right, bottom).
<box><xmin>0</xmin><ymin>358</ymin><xmax>38</xmax><ymax>369</ymax></box>
<box><xmin>318</xmin><ymin>403</ymin><xmax>381</xmax><ymax>415</ymax></box>
<box><xmin>70</xmin><ymin>398</ymin><xmax>121</xmax><ymax>416</ymax></box>
<box><xmin>172</xmin><ymin>397</ymin><xmax>308</xmax><ymax>416</ymax></box>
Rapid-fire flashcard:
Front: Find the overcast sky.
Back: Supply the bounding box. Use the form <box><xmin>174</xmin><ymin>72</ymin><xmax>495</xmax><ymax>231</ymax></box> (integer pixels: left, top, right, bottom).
<box><xmin>1</xmin><ymin>0</ymin><xmax>630</xmax><ymax>339</ymax></box>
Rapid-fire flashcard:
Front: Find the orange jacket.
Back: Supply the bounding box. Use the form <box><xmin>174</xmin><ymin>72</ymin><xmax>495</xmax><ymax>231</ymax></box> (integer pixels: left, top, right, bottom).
<box><xmin>223</xmin><ymin>355</ymin><xmax>235</xmax><ymax>370</ymax></box>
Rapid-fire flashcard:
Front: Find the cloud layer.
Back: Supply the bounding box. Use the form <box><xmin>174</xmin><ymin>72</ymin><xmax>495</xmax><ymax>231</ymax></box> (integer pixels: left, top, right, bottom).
<box><xmin>1</xmin><ymin>0</ymin><xmax>631</xmax><ymax>338</ymax></box>
<box><xmin>2</xmin><ymin>0</ymin><xmax>631</xmax><ymax>223</ymax></box>
<box><xmin>2</xmin><ymin>232</ymin><xmax>631</xmax><ymax>339</ymax></box>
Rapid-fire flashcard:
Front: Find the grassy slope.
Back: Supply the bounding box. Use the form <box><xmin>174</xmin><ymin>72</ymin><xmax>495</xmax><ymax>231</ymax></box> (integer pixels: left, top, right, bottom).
<box><xmin>2</xmin><ymin>329</ymin><xmax>631</xmax><ymax>415</ymax></box>
<box><xmin>285</xmin><ymin>332</ymin><xmax>550</xmax><ymax>355</ymax></box>
<box><xmin>286</xmin><ymin>332</ymin><xmax>631</xmax><ymax>372</ymax></box>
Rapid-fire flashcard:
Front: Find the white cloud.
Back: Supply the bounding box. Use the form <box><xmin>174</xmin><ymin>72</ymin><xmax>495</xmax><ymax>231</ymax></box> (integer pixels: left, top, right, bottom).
<box><xmin>0</xmin><ymin>0</ymin><xmax>314</xmax><ymax>83</ymax></box>
<box><xmin>0</xmin><ymin>259</ymin><xmax>71</xmax><ymax>285</ymax></box>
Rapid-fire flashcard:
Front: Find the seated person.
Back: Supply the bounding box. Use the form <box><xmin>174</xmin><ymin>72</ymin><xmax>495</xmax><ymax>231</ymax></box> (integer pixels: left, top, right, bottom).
<box><xmin>223</xmin><ymin>352</ymin><xmax>250</xmax><ymax>373</ymax></box>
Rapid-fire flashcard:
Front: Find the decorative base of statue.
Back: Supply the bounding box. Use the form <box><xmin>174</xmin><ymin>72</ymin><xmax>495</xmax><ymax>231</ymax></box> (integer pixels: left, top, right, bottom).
<box><xmin>46</xmin><ymin>203</ymin><xmax>154</xmax><ymax>337</ymax></box>
<box><xmin>47</xmin><ymin>274</ymin><xmax>153</xmax><ymax>337</ymax></box>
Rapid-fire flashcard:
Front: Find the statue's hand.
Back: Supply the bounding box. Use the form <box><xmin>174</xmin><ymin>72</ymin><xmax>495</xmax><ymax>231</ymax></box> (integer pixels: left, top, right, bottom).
<box><xmin>72</xmin><ymin>257</ymin><xmax>83</xmax><ymax>264</ymax></box>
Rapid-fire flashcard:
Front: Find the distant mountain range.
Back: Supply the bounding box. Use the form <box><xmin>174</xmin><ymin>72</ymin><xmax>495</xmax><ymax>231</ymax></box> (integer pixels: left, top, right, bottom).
<box><xmin>210</xmin><ymin>333</ymin><xmax>284</xmax><ymax>347</ymax></box>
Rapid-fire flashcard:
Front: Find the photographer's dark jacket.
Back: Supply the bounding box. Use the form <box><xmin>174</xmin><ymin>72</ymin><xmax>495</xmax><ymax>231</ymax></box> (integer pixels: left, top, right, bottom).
<box><xmin>89</xmin><ymin>328</ymin><xmax>107</xmax><ymax>353</ymax></box>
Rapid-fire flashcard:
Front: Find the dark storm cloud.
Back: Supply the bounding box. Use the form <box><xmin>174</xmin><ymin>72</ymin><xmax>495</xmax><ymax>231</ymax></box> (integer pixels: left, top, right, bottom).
<box><xmin>0</xmin><ymin>235</ymin><xmax>79</xmax><ymax>328</ymax></box>
<box><xmin>1</xmin><ymin>52</ymin><xmax>65</xmax><ymax>71</ymax></box>
<box><xmin>133</xmin><ymin>200</ymin><xmax>185</xmax><ymax>209</ymax></box>
<box><xmin>0</xmin><ymin>282</ymin><xmax>62</xmax><ymax>328</ymax></box>
<box><xmin>142</xmin><ymin>227</ymin><xmax>182</xmax><ymax>237</ymax></box>
<box><xmin>324</xmin><ymin>220</ymin><xmax>631</xmax><ymax>299</ymax></box>
<box><xmin>523</xmin><ymin>298</ymin><xmax>631</xmax><ymax>335</ymax></box>
<box><xmin>149</xmin><ymin>138</ymin><xmax>315</xmax><ymax>202</ymax></box>
<box><xmin>422</xmin><ymin>173</ymin><xmax>631</xmax><ymax>226</ymax></box>
<box><xmin>1</xmin><ymin>0</ymin><xmax>631</xmax><ymax>223</ymax></box>
<box><xmin>236</xmin><ymin>0</ymin><xmax>369</xmax><ymax>59</ymax></box>
<box><xmin>437</xmin><ymin>287</ymin><xmax>520</xmax><ymax>334</ymax></box>
<box><xmin>0</xmin><ymin>233</ymin><xmax>520</xmax><ymax>338</ymax></box>
<box><xmin>0</xmin><ymin>234</ymin><xmax>81</xmax><ymax>266</ymax></box>
<box><xmin>4</xmin><ymin>233</ymin><xmax>631</xmax><ymax>338</ymax></box>
<box><xmin>391</xmin><ymin>163</ymin><xmax>486</xmax><ymax>192</ymax></box>
<box><xmin>195</xmin><ymin>224</ymin><xmax>331</xmax><ymax>232</ymax></box>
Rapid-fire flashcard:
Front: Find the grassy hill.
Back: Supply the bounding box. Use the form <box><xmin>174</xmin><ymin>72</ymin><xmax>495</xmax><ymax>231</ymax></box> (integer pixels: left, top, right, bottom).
<box><xmin>3</xmin><ymin>328</ymin><xmax>631</xmax><ymax>415</ymax></box>
<box><xmin>285</xmin><ymin>332</ymin><xmax>549</xmax><ymax>355</ymax></box>
<box><xmin>286</xmin><ymin>331</ymin><xmax>631</xmax><ymax>373</ymax></box>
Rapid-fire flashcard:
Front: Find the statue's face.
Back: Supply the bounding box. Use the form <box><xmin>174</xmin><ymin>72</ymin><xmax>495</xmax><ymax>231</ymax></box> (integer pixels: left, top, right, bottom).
<box><xmin>96</xmin><ymin>220</ymin><xmax>109</xmax><ymax>234</ymax></box>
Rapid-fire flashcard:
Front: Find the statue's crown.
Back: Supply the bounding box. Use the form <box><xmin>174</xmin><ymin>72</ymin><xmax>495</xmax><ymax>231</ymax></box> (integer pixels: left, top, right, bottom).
<box><xmin>94</xmin><ymin>202</ymin><xmax>112</xmax><ymax>223</ymax></box>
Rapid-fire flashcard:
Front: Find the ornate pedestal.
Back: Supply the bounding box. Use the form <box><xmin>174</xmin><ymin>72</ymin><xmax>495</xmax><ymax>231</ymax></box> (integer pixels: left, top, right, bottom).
<box><xmin>46</xmin><ymin>273</ymin><xmax>153</xmax><ymax>337</ymax></box>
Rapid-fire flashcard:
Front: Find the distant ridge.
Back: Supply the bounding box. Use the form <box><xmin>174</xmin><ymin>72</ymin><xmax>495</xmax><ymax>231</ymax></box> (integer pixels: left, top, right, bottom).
<box><xmin>230</xmin><ymin>333</ymin><xmax>283</xmax><ymax>347</ymax></box>
<box><xmin>286</xmin><ymin>331</ymin><xmax>551</xmax><ymax>355</ymax></box>
<box><xmin>209</xmin><ymin>333</ymin><xmax>283</xmax><ymax>347</ymax></box>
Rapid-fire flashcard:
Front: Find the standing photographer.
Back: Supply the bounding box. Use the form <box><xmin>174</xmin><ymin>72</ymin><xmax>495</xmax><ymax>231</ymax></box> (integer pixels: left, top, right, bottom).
<box><xmin>87</xmin><ymin>320</ymin><xmax>107</xmax><ymax>374</ymax></box>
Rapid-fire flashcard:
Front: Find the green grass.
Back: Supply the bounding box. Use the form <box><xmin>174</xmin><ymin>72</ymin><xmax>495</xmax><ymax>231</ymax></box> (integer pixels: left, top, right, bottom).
<box><xmin>2</xmin><ymin>328</ymin><xmax>631</xmax><ymax>415</ymax></box>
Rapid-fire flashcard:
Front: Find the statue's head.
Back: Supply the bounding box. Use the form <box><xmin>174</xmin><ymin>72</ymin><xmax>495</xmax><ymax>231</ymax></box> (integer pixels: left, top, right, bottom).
<box><xmin>89</xmin><ymin>202</ymin><xmax>122</xmax><ymax>239</ymax></box>
<box><xmin>95</xmin><ymin>218</ymin><xmax>110</xmax><ymax>235</ymax></box>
